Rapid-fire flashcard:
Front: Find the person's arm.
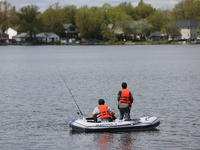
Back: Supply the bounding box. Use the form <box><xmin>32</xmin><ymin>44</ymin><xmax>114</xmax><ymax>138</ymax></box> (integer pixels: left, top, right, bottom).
<box><xmin>107</xmin><ymin>106</ymin><xmax>115</xmax><ymax>116</ymax></box>
<box><xmin>130</xmin><ymin>92</ymin><xmax>134</xmax><ymax>104</ymax></box>
<box><xmin>117</xmin><ymin>91</ymin><xmax>121</xmax><ymax>102</ymax></box>
<box><xmin>92</xmin><ymin>107</ymin><xmax>98</xmax><ymax>118</ymax></box>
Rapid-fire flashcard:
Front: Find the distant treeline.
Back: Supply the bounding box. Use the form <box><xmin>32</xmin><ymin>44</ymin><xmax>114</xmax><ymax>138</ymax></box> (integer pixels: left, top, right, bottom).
<box><xmin>0</xmin><ymin>0</ymin><xmax>200</xmax><ymax>42</ymax></box>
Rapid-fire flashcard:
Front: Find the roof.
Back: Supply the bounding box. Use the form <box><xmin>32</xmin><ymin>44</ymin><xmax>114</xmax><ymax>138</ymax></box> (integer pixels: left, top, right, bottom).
<box><xmin>148</xmin><ymin>31</ymin><xmax>165</xmax><ymax>38</ymax></box>
<box><xmin>63</xmin><ymin>24</ymin><xmax>73</xmax><ymax>29</ymax></box>
<box><xmin>13</xmin><ymin>33</ymin><xmax>27</xmax><ymax>38</ymax></box>
<box><xmin>36</xmin><ymin>32</ymin><xmax>59</xmax><ymax>38</ymax></box>
<box><xmin>169</xmin><ymin>20</ymin><xmax>199</xmax><ymax>27</ymax></box>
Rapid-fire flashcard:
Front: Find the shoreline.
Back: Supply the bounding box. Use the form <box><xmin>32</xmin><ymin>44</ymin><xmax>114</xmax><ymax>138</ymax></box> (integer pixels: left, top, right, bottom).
<box><xmin>0</xmin><ymin>41</ymin><xmax>199</xmax><ymax>46</ymax></box>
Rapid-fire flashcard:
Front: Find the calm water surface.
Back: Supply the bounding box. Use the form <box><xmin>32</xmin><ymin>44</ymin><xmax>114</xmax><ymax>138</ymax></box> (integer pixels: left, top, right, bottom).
<box><xmin>0</xmin><ymin>45</ymin><xmax>200</xmax><ymax>149</ymax></box>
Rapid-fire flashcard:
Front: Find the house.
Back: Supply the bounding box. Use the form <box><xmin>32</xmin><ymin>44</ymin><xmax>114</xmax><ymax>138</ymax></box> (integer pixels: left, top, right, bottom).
<box><xmin>109</xmin><ymin>21</ymin><xmax>140</xmax><ymax>40</ymax></box>
<box><xmin>5</xmin><ymin>27</ymin><xmax>17</xmax><ymax>39</ymax></box>
<box><xmin>148</xmin><ymin>31</ymin><xmax>165</xmax><ymax>41</ymax></box>
<box><xmin>168</xmin><ymin>20</ymin><xmax>199</xmax><ymax>40</ymax></box>
<box><xmin>63</xmin><ymin>24</ymin><xmax>79</xmax><ymax>39</ymax></box>
<box><xmin>36</xmin><ymin>32</ymin><xmax>60</xmax><ymax>43</ymax></box>
<box><xmin>12</xmin><ymin>33</ymin><xmax>28</xmax><ymax>42</ymax></box>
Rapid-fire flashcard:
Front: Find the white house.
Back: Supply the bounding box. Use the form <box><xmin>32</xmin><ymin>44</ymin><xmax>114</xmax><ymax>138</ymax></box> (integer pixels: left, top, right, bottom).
<box><xmin>5</xmin><ymin>27</ymin><xmax>17</xmax><ymax>39</ymax></box>
<box><xmin>169</xmin><ymin>20</ymin><xmax>199</xmax><ymax>40</ymax></box>
<box><xmin>36</xmin><ymin>32</ymin><xmax>60</xmax><ymax>43</ymax></box>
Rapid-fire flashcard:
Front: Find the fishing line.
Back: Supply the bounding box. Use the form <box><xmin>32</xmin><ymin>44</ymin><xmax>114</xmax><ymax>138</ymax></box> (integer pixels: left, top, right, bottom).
<box><xmin>56</xmin><ymin>67</ymin><xmax>84</xmax><ymax>117</ymax></box>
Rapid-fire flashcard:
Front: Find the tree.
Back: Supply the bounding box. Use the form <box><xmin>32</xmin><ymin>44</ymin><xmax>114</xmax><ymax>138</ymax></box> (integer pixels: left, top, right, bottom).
<box><xmin>101</xmin><ymin>22</ymin><xmax>115</xmax><ymax>42</ymax></box>
<box><xmin>102</xmin><ymin>4</ymin><xmax>133</xmax><ymax>41</ymax></box>
<box><xmin>134</xmin><ymin>0</ymin><xmax>156</xmax><ymax>20</ymax></box>
<box><xmin>0</xmin><ymin>1</ymin><xmax>11</xmax><ymax>32</ymax></box>
<box><xmin>18</xmin><ymin>4</ymin><xmax>40</xmax><ymax>42</ymax></box>
<box><xmin>162</xmin><ymin>22</ymin><xmax>181</xmax><ymax>40</ymax></box>
<box><xmin>133</xmin><ymin>19</ymin><xmax>152</xmax><ymax>39</ymax></box>
<box><xmin>75</xmin><ymin>5</ymin><xmax>90</xmax><ymax>38</ymax></box>
<box><xmin>62</xmin><ymin>5</ymin><xmax>77</xmax><ymax>25</ymax></box>
<box><xmin>147</xmin><ymin>9</ymin><xmax>170</xmax><ymax>31</ymax></box>
<box><xmin>9</xmin><ymin>6</ymin><xmax>19</xmax><ymax>27</ymax></box>
<box><xmin>42</xmin><ymin>2</ymin><xmax>64</xmax><ymax>36</ymax></box>
<box><xmin>117</xmin><ymin>2</ymin><xmax>136</xmax><ymax>20</ymax></box>
<box><xmin>195</xmin><ymin>24</ymin><xmax>200</xmax><ymax>38</ymax></box>
<box><xmin>171</xmin><ymin>0</ymin><xmax>200</xmax><ymax>21</ymax></box>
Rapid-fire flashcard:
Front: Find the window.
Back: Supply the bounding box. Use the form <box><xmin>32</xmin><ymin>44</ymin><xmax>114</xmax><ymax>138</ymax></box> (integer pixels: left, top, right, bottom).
<box><xmin>191</xmin><ymin>33</ymin><xmax>193</xmax><ymax>37</ymax></box>
<box><xmin>188</xmin><ymin>27</ymin><xmax>189</xmax><ymax>29</ymax></box>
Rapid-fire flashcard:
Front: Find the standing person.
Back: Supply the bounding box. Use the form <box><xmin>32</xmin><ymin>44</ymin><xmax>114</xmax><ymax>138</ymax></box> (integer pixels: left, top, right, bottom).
<box><xmin>118</xmin><ymin>82</ymin><xmax>134</xmax><ymax>121</ymax></box>
<box><xmin>92</xmin><ymin>99</ymin><xmax>115</xmax><ymax>122</ymax></box>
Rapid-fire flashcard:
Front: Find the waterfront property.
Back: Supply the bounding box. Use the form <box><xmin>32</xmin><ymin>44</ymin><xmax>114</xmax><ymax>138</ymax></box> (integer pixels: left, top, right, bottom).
<box><xmin>63</xmin><ymin>23</ymin><xmax>79</xmax><ymax>40</ymax></box>
<box><xmin>12</xmin><ymin>33</ymin><xmax>28</xmax><ymax>42</ymax></box>
<box><xmin>36</xmin><ymin>32</ymin><xmax>60</xmax><ymax>43</ymax></box>
<box><xmin>148</xmin><ymin>31</ymin><xmax>165</xmax><ymax>41</ymax></box>
<box><xmin>5</xmin><ymin>27</ymin><xmax>18</xmax><ymax>39</ymax></box>
<box><xmin>169</xmin><ymin>20</ymin><xmax>199</xmax><ymax>40</ymax></box>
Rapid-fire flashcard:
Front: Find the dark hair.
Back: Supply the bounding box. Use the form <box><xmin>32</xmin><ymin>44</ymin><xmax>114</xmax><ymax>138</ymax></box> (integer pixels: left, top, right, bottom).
<box><xmin>121</xmin><ymin>82</ymin><xmax>127</xmax><ymax>89</ymax></box>
<box><xmin>98</xmin><ymin>99</ymin><xmax>105</xmax><ymax>105</ymax></box>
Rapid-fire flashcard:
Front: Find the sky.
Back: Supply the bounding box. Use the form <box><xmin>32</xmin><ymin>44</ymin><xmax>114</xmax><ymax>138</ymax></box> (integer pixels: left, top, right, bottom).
<box><xmin>7</xmin><ymin>0</ymin><xmax>178</xmax><ymax>12</ymax></box>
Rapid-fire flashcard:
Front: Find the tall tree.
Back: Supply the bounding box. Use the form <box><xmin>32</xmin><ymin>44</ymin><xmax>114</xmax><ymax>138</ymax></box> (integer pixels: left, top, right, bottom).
<box><xmin>62</xmin><ymin>5</ymin><xmax>77</xmax><ymax>25</ymax></box>
<box><xmin>134</xmin><ymin>0</ymin><xmax>156</xmax><ymax>20</ymax></box>
<box><xmin>162</xmin><ymin>22</ymin><xmax>181</xmax><ymax>40</ymax></box>
<box><xmin>133</xmin><ymin>19</ymin><xmax>152</xmax><ymax>39</ymax></box>
<box><xmin>147</xmin><ymin>9</ymin><xmax>170</xmax><ymax>31</ymax></box>
<box><xmin>42</xmin><ymin>2</ymin><xmax>64</xmax><ymax>36</ymax></box>
<box><xmin>18</xmin><ymin>4</ymin><xmax>40</xmax><ymax>42</ymax></box>
<box><xmin>75</xmin><ymin>5</ymin><xmax>90</xmax><ymax>38</ymax></box>
<box><xmin>117</xmin><ymin>2</ymin><xmax>136</xmax><ymax>20</ymax></box>
<box><xmin>0</xmin><ymin>1</ymin><xmax>11</xmax><ymax>32</ymax></box>
<box><xmin>9</xmin><ymin>6</ymin><xmax>19</xmax><ymax>27</ymax></box>
<box><xmin>196</xmin><ymin>25</ymin><xmax>200</xmax><ymax>38</ymax></box>
<box><xmin>171</xmin><ymin>0</ymin><xmax>200</xmax><ymax>21</ymax></box>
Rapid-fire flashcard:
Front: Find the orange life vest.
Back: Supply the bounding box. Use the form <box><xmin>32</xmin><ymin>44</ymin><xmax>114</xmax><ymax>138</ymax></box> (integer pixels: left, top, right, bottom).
<box><xmin>97</xmin><ymin>105</ymin><xmax>113</xmax><ymax>120</ymax></box>
<box><xmin>120</xmin><ymin>89</ymin><xmax>132</xmax><ymax>107</ymax></box>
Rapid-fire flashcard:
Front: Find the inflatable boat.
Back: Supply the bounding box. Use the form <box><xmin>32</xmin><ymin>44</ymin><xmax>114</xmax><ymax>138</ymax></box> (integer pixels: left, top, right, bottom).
<box><xmin>69</xmin><ymin>116</ymin><xmax>160</xmax><ymax>132</ymax></box>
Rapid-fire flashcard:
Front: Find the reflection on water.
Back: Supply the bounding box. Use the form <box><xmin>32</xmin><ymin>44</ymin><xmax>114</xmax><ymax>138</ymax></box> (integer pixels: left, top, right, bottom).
<box><xmin>115</xmin><ymin>133</ymin><xmax>135</xmax><ymax>150</ymax></box>
<box><xmin>94</xmin><ymin>134</ymin><xmax>113</xmax><ymax>149</ymax></box>
<box><xmin>0</xmin><ymin>45</ymin><xmax>200</xmax><ymax>149</ymax></box>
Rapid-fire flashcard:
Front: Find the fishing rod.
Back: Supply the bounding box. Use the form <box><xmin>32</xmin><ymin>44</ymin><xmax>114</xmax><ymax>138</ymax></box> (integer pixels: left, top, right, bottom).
<box><xmin>56</xmin><ymin>67</ymin><xmax>84</xmax><ymax>117</ymax></box>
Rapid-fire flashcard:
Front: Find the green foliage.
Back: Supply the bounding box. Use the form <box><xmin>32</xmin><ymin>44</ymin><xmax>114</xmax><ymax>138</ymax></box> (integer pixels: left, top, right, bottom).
<box><xmin>18</xmin><ymin>4</ymin><xmax>40</xmax><ymax>42</ymax></box>
<box><xmin>101</xmin><ymin>22</ymin><xmax>115</xmax><ymax>42</ymax></box>
<box><xmin>196</xmin><ymin>24</ymin><xmax>200</xmax><ymax>38</ymax></box>
<box><xmin>134</xmin><ymin>0</ymin><xmax>156</xmax><ymax>20</ymax></box>
<box><xmin>62</xmin><ymin>5</ymin><xmax>77</xmax><ymax>25</ymax></box>
<box><xmin>0</xmin><ymin>1</ymin><xmax>11</xmax><ymax>32</ymax></box>
<box><xmin>133</xmin><ymin>19</ymin><xmax>152</xmax><ymax>39</ymax></box>
<box><xmin>171</xmin><ymin>0</ymin><xmax>200</xmax><ymax>21</ymax></box>
<box><xmin>147</xmin><ymin>9</ymin><xmax>170</xmax><ymax>31</ymax></box>
<box><xmin>41</xmin><ymin>2</ymin><xmax>64</xmax><ymax>36</ymax></box>
<box><xmin>162</xmin><ymin>22</ymin><xmax>181</xmax><ymax>40</ymax></box>
<box><xmin>8</xmin><ymin>6</ymin><xmax>19</xmax><ymax>27</ymax></box>
<box><xmin>117</xmin><ymin>2</ymin><xmax>136</xmax><ymax>20</ymax></box>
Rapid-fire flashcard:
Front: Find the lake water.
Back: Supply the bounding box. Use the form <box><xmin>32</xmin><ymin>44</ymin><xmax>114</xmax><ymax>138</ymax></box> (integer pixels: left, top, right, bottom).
<box><xmin>0</xmin><ymin>45</ymin><xmax>200</xmax><ymax>150</ymax></box>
